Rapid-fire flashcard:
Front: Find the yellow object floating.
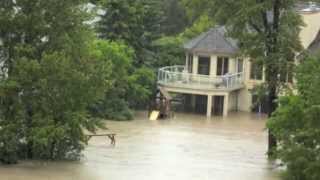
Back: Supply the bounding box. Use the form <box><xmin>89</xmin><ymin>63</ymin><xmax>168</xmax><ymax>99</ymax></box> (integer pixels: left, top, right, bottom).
<box><xmin>149</xmin><ymin>111</ymin><xmax>160</xmax><ymax>121</ymax></box>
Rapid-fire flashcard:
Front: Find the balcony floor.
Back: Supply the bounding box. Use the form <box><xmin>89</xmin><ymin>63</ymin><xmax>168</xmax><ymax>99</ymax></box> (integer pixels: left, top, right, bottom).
<box><xmin>158</xmin><ymin>81</ymin><xmax>245</xmax><ymax>94</ymax></box>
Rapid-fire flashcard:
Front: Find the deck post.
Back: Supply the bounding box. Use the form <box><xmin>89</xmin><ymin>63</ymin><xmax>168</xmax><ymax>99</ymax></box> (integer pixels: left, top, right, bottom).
<box><xmin>223</xmin><ymin>93</ymin><xmax>229</xmax><ymax>116</ymax></box>
<box><xmin>207</xmin><ymin>95</ymin><xmax>212</xmax><ymax>117</ymax></box>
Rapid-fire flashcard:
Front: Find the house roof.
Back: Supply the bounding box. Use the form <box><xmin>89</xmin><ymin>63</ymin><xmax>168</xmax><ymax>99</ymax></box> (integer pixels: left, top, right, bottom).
<box><xmin>184</xmin><ymin>26</ymin><xmax>239</xmax><ymax>55</ymax></box>
<box><xmin>295</xmin><ymin>2</ymin><xmax>320</xmax><ymax>13</ymax></box>
<box><xmin>296</xmin><ymin>30</ymin><xmax>320</xmax><ymax>59</ymax></box>
<box><xmin>308</xmin><ymin>30</ymin><xmax>320</xmax><ymax>55</ymax></box>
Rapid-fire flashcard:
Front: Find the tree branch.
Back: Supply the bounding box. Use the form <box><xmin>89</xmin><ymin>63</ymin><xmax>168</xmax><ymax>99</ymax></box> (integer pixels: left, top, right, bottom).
<box><xmin>249</xmin><ymin>20</ymin><xmax>262</xmax><ymax>33</ymax></box>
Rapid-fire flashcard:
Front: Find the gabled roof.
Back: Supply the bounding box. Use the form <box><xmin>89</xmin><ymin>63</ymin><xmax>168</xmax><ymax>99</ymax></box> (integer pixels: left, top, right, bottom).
<box><xmin>296</xmin><ymin>30</ymin><xmax>320</xmax><ymax>59</ymax></box>
<box><xmin>308</xmin><ymin>30</ymin><xmax>320</xmax><ymax>55</ymax></box>
<box><xmin>184</xmin><ymin>26</ymin><xmax>239</xmax><ymax>55</ymax></box>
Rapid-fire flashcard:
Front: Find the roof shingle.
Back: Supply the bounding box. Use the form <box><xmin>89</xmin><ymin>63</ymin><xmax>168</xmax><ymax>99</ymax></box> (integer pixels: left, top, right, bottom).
<box><xmin>184</xmin><ymin>26</ymin><xmax>239</xmax><ymax>54</ymax></box>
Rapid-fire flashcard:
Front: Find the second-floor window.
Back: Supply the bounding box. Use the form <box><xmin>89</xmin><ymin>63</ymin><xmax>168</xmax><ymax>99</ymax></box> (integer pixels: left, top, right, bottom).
<box><xmin>217</xmin><ymin>57</ymin><xmax>229</xmax><ymax>75</ymax></box>
<box><xmin>250</xmin><ymin>61</ymin><xmax>263</xmax><ymax>80</ymax></box>
<box><xmin>237</xmin><ymin>59</ymin><xmax>244</xmax><ymax>73</ymax></box>
<box><xmin>198</xmin><ymin>56</ymin><xmax>210</xmax><ymax>75</ymax></box>
<box><xmin>279</xmin><ymin>62</ymin><xmax>294</xmax><ymax>83</ymax></box>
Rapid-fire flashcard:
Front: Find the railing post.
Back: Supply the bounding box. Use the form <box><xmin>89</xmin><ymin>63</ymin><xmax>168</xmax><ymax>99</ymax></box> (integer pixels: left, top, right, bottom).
<box><xmin>161</xmin><ymin>70</ymin><xmax>164</xmax><ymax>82</ymax></box>
<box><xmin>165</xmin><ymin>71</ymin><xmax>167</xmax><ymax>83</ymax></box>
<box><xmin>227</xmin><ymin>76</ymin><xmax>229</xmax><ymax>88</ymax></box>
<box><xmin>163</xmin><ymin>71</ymin><xmax>165</xmax><ymax>83</ymax></box>
<box><xmin>158</xmin><ymin>66</ymin><xmax>246</xmax><ymax>89</ymax></box>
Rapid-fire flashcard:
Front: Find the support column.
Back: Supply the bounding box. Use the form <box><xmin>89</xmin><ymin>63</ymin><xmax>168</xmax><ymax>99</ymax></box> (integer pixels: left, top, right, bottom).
<box><xmin>207</xmin><ymin>95</ymin><xmax>212</xmax><ymax>117</ymax></box>
<box><xmin>185</xmin><ymin>53</ymin><xmax>189</xmax><ymax>69</ymax></box>
<box><xmin>193</xmin><ymin>55</ymin><xmax>198</xmax><ymax>75</ymax></box>
<box><xmin>210</xmin><ymin>55</ymin><xmax>217</xmax><ymax>77</ymax></box>
<box><xmin>229</xmin><ymin>58</ymin><xmax>236</xmax><ymax>74</ymax></box>
<box><xmin>223</xmin><ymin>93</ymin><xmax>229</xmax><ymax>117</ymax></box>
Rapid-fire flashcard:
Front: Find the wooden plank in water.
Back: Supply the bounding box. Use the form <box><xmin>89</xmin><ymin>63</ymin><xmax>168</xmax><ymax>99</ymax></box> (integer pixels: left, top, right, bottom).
<box><xmin>149</xmin><ymin>111</ymin><xmax>160</xmax><ymax>121</ymax></box>
<box><xmin>85</xmin><ymin>133</ymin><xmax>116</xmax><ymax>145</ymax></box>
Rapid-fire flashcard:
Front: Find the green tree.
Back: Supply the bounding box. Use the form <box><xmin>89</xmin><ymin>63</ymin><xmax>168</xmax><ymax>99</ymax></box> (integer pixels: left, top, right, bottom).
<box><xmin>152</xmin><ymin>36</ymin><xmax>185</xmax><ymax>68</ymax></box>
<box><xmin>89</xmin><ymin>40</ymin><xmax>156</xmax><ymax>120</ymax></box>
<box><xmin>127</xmin><ymin>66</ymin><xmax>156</xmax><ymax>108</ymax></box>
<box><xmin>88</xmin><ymin>40</ymin><xmax>134</xmax><ymax>121</ymax></box>
<box><xmin>181</xmin><ymin>0</ymin><xmax>214</xmax><ymax>23</ymax></box>
<box><xmin>97</xmin><ymin>0</ymin><xmax>163</xmax><ymax>67</ymax></box>
<box><xmin>0</xmin><ymin>0</ymin><xmax>111</xmax><ymax>163</ymax></box>
<box><xmin>161</xmin><ymin>0</ymin><xmax>189</xmax><ymax>35</ymax></box>
<box><xmin>180</xmin><ymin>14</ymin><xmax>215</xmax><ymax>39</ymax></box>
<box><xmin>267</xmin><ymin>56</ymin><xmax>320</xmax><ymax>180</ymax></box>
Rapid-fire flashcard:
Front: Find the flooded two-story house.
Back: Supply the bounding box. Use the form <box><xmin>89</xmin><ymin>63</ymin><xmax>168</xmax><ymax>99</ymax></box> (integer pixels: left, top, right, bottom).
<box><xmin>157</xmin><ymin>3</ymin><xmax>320</xmax><ymax>117</ymax></box>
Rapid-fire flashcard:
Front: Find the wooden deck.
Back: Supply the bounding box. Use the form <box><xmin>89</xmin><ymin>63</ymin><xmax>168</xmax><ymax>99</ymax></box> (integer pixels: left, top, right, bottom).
<box><xmin>158</xmin><ymin>80</ymin><xmax>244</xmax><ymax>92</ymax></box>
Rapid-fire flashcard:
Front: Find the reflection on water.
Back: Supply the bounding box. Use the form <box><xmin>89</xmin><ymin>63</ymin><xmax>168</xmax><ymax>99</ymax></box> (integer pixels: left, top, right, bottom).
<box><xmin>0</xmin><ymin>111</ymin><xmax>281</xmax><ymax>180</ymax></box>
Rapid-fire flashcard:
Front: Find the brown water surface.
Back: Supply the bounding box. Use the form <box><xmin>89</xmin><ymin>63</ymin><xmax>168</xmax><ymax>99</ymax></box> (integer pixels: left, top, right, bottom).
<box><xmin>0</xmin><ymin>112</ymin><xmax>281</xmax><ymax>180</ymax></box>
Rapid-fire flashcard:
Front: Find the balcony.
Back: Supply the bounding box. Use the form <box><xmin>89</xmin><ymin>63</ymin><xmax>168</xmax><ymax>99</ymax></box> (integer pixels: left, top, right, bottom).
<box><xmin>157</xmin><ymin>65</ymin><xmax>245</xmax><ymax>91</ymax></box>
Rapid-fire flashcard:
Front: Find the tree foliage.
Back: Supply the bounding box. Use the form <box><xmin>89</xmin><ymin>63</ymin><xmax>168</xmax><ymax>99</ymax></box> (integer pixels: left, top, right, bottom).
<box><xmin>267</xmin><ymin>56</ymin><xmax>320</xmax><ymax>180</ymax></box>
<box><xmin>97</xmin><ymin>0</ymin><xmax>163</xmax><ymax>67</ymax></box>
<box><xmin>0</xmin><ymin>0</ymin><xmax>112</xmax><ymax>163</ymax></box>
<box><xmin>89</xmin><ymin>40</ymin><xmax>156</xmax><ymax>120</ymax></box>
<box><xmin>0</xmin><ymin>53</ymin><xmax>110</xmax><ymax>163</ymax></box>
<box><xmin>88</xmin><ymin>40</ymin><xmax>134</xmax><ymax>121</ymax></box>
<box><xmin>152</xmin><ymin>36</ymin><xmax>185</xmax><ymax>68</ymax></box>
<box><xmin>161</xmin><ymin>0</ymin><xmax>189</xmax><ymax>35</ymax></box>
<box><xmin>180</xmin><ymin>14</ymin><xmax>215</xmax><ymax>39</ymax></box>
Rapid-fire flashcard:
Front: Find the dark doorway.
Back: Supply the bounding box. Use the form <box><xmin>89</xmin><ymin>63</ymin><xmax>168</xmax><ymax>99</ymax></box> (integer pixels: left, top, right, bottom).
<box><xmin>195</xmin><ymin>95</ymin><xmax>208</xmax><ymax>114</ymax></box>
<box><xmin>217</xmin><ymin>57</ymin><xmax>229</xmax><ymax>76</ymax></box>
<box><xmin>182</xmin><ymin>94</ymin><xmax>193</xmax><ymax>112</ymax></box>
<box><xmin>198</xmin><ymin>56</ymin><xmax>210</xmax><ymax>75</ymax></box>
<box><xmin>213</xmin><ymin>96</ymin><xmax>224</xmax><ymax>116</ymax></box>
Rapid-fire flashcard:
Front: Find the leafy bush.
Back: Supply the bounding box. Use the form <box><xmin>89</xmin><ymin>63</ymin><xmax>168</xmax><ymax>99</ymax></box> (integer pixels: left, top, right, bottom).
<box><xmin>267</xmin><ymin>56</ymin><xmax>320</xmax><ymax>180</ymax></box>
<box><xmin>89</xmin><ymin>40</ymin><xmax>156</xmax><ymax>120</ymax></box>
<box><xmin>0</xmin><ymin>52</ymin><xmax>110</xmax><ymax>162</ymax></box>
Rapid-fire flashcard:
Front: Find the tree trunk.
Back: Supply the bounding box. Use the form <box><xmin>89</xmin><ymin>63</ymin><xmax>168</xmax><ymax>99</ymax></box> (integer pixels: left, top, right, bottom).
<box><xmin>265</xmin><ymin>0</ymin><xmax>281</xmax><ymax>156</ymax></box>
<box><xmin>267</xmin><ymin>85</ymin><xmax>277</xmax><ymax>156</ymax></box>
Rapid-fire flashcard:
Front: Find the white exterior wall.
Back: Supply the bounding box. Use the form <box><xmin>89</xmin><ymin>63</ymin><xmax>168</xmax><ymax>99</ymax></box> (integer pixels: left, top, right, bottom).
<box><xmin>182</xmin><ymin>54</ymin><xmax>266</xmax><ymax>113</ymax></box>
<box><xmin>229</xmin><ymin>57</ymin><xmax>237</xmax><ymax>74</ymax></box>
<box><xmin>236</xmin><ymin>58</ymin><xmax>265</xmax><ymax>112</ymax></box>
<box><xmin>185</xmin><ymin>54</ymin><xmax>255</xmax><ymax>113</ymax></box>
<box><xmin>238</xmin><ymin>88</ymin><xmax>252</xmax><ymax>112</ymax></box>
<box><xmin>300</xmin><ymin>12</ymin><xmax>320</xmax><ymax>49</ymax></box>
<box><xmin>228</xmin><ymin>91</ymin><xmax>238</xmax><ymax>111</ymax></box>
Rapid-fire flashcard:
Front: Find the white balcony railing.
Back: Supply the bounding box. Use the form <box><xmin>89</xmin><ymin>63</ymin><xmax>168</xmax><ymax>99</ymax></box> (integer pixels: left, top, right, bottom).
<box><xmin>158</xmin><ymin>65</ymin><xmax>244</xmax><ymax>90</ymax></box>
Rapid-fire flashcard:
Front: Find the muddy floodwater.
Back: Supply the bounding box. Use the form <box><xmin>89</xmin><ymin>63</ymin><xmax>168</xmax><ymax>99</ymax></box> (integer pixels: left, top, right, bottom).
<box><xmin>0</xmin><ymin>112</ymin><xmax>281</xmax><ymax>180</ymax></box>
